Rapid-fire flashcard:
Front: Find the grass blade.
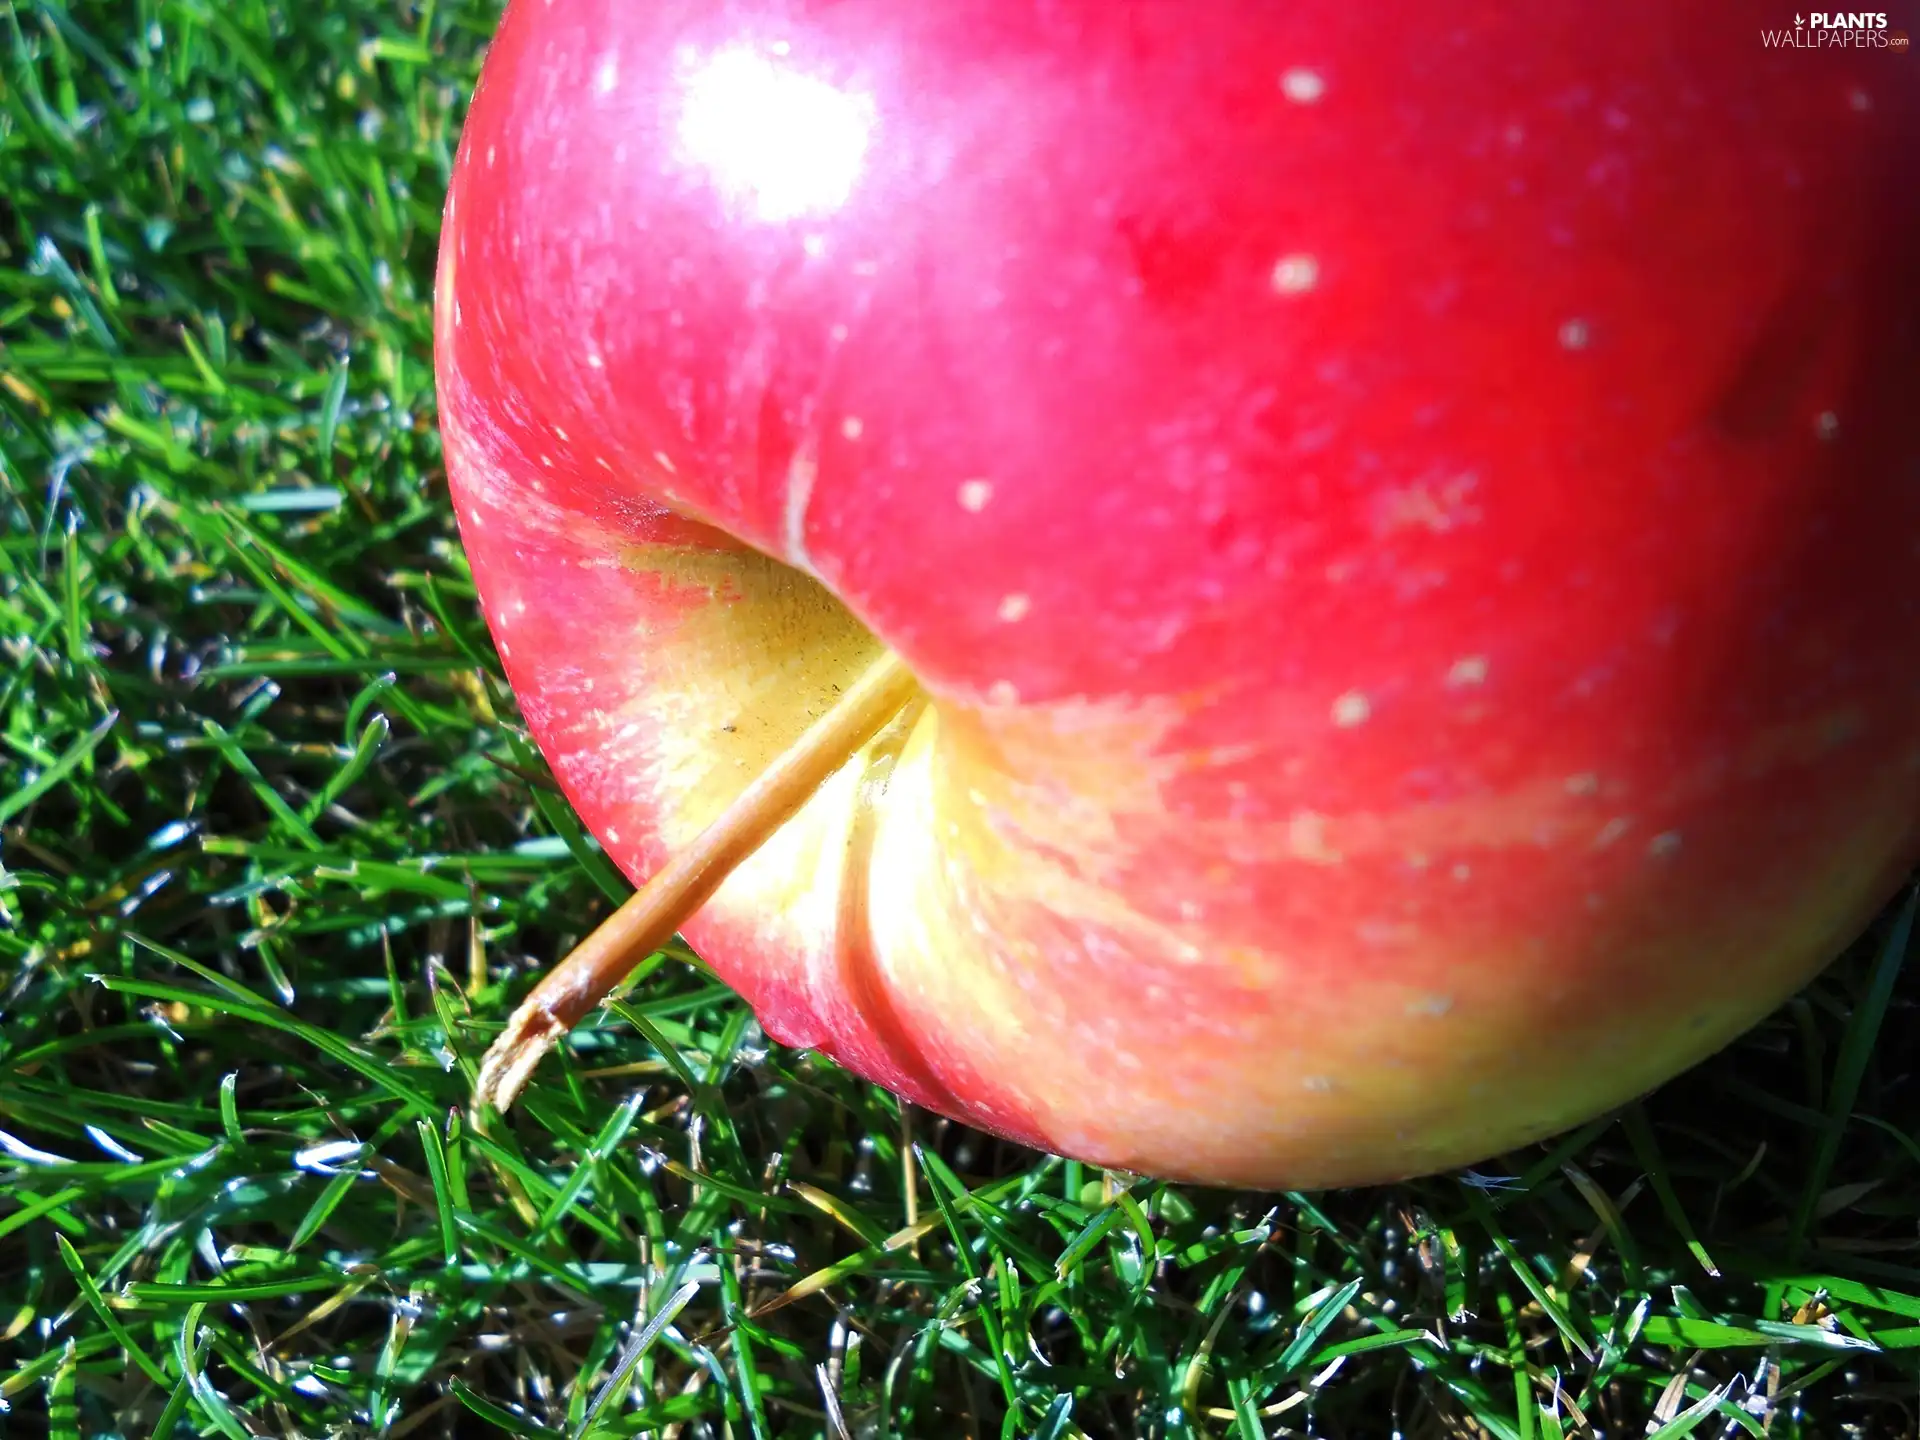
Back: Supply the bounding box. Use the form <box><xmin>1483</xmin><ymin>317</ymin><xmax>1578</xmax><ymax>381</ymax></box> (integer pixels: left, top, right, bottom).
<box><xmin>1789</xmin><ymin>887</ymin><xmax>1916</xmax><ymax>1255</ymax></box>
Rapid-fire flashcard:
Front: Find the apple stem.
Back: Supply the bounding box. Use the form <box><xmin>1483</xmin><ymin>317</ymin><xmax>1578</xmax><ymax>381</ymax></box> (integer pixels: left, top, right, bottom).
<box><xmin>472</xmin><ymin>649</ymin><xmax>921</xmax><ymax>1119</ymax></box>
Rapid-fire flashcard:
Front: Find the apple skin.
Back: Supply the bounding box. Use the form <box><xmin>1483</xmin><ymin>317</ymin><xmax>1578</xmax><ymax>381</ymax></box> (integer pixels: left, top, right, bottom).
<box><xmin>435</xmin><ymin>0</ymin><xmax>1920</xmax><ymax>1188</ymax></box>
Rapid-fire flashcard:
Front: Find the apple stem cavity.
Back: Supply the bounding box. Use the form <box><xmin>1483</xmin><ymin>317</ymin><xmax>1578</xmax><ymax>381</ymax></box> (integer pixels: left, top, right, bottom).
<box><xmin>472</xmin><ymin>650</ymin><xmax>921</xmax><ymax>1119</ymax></box>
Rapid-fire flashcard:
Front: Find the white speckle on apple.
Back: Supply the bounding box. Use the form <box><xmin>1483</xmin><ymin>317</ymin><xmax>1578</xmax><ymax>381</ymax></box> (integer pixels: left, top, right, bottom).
<box><xmin>1271</xmin><ymin>253</ymin><xmax>1319</xmax><ymax>295</ymax></box>
<box><xmin>1564</xmin><ymin>771</ymin><xmax>1600</xmax><ymax>795</ymax></box>
<box><xmin>1302</xmin><ymin>1074</ymin><xmax>1335</xmax><ymax>1093</ymax></box>
<box><xmin>1358</xmin><ymin>919</ymin><xmax>1415</xmax><ymax>946</ymax></box>
<box><xmin>605</xmin><ymin>826</ymin><xmax>621</xmax><ymax>843</ymax></box>
<box><xmin>499</xmin><ymin>639</ymin><xmax>512</xmax><ymax>658</ymax></box>
<box><xmin>996</xmin><ymin>592</ymin><xmax>1031</xmax><ymax>623</ymax></box>
<box><xmin>987</xmin><ymin>679</ymin><xmax>1019</xmax><ymax>706</ymax></box>
<box><xmin>1648</xmin><ymin>830</ymin><xmax>1683</xmax><ymax>858</ymax></box>
<box><xmin>1594</xmin><ymin>816</ymin><xmax>1632</xmax><ymax>848</ymax></box>
<box><xmin>585</xmin><ymin>350</ymin><xmax>604</xmax><ymax>369</ymax></box>
<box><xmin>1451</xmin><ymin>863</ymin><xmax>1472</xmax><ymax>881</ymax></box>
<box><xmin>840</xmin><ymin>415</ymin><xmax>863</xmax><ymax>440</ymax></box>
<box><xmin>1331</xmin><ymin>689</ymin><xmax>1371</xmax><ymax>727</ymax></box>
<box><xmin>1375</xmin><ymin>473</ymin><xmax>1482</xmax><ymax>535</ymax></box>
<box><xmin>1816</xmin><ymin>410</ymin><xmax>1840</xmax><ymax>441</ymax></box>
<box><xmin>1279</xmin><ymin>67</ymin><xmax>1325</xmax><ymax>104</ymax></box>
<box><xmin>957</xmin><ymin>478</ymin><xmax>994</xmax><ymax>512</ymax></box>
<box><xmin>538</xmin><ymin>453</ymin><xmax>553</xmax><ymax>468</ymax></box>
<box><xmin>512</xmin><ymin>599</ymin><xmax>527</xmax><ymax>616</ymax></box>
<box><xmin>595</xmin><ymin>56</ymin><xmax>619</xmax><ymax>95</ymax></box>
<box><xmin>1558</xmin><ymin>317</ymin><xmax>1591</xmax><ymax>350</ymax></box>
<box><xmin>581</xmin><ymin>677</ymin><xmax>595</xmax><ymax>692</ymax></box>
<box><xmin>596</xmin><ymin>456</ymin><xmax>614</xmax><ymax>471</ymax></box>
<box><xmin>653</xmin><ymin>450</ymin><xmax>677</xmax><ymax>474</ymax></box>
<box><xmin>1406</xmin><ymin>993</ymin><xmax>1454</xmax><ymax>1017</ymax></box>
<box><xmin>453</xmin><ymin>300</ymin><xmax>464</xmax><ymax>326</ymax></box>
<box><xmin>1446</xmin><ymin>654</ymin><xmax>1489</xmax><ymax>687</ymax></box>
<box><xmin>1287</xmin><ymin>810</ymin><xmax>1342</xmax><ymax>865</ymax></box>
<box><xmin>553</xmin><ymin>426</ymin><xmax>569</xmax><ymax>442</ymax></box>
<box><xmin>485</xmin><ymin>144</ymin><xmax>497</xmax><ymax>167</ymax></box>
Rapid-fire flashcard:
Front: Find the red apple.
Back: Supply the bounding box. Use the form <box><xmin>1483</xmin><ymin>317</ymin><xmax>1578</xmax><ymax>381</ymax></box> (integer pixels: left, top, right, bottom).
<box><xmin>435</xmin><ymin>0</ymin><xmax>1920</xmax><ymax>1188</ymax></box>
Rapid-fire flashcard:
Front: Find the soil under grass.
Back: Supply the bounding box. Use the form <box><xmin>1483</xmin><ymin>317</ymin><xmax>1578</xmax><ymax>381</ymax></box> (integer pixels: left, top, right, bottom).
<box><xmin>1</xmin><ymin>2</ymin><xmax>1917</xmax><ymax>1436</ymax></box>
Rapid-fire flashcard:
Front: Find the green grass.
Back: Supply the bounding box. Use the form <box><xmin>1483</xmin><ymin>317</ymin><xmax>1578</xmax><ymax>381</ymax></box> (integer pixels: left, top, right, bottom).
<box><xmin>2</xmin><ymin>2</ymin><xmax>1918</xmax><ymax>1436</ymax></box>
